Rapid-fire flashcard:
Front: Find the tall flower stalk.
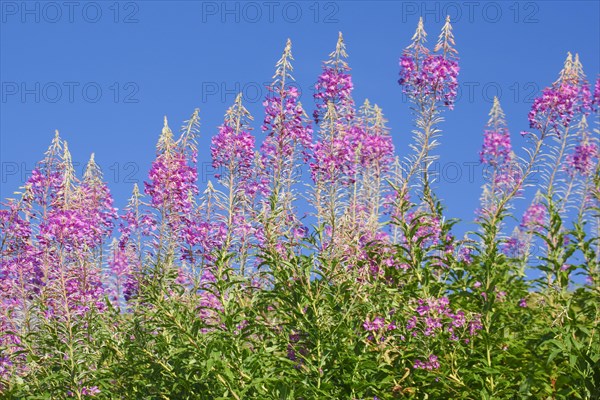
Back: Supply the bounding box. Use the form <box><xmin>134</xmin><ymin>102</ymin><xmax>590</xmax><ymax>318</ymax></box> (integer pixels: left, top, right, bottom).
<box><xmin>211</xmin><ymin>93</ymin><xmax>256</xmax><ymax>276</ymax></box>
<box><xmin>397</xmin><ymin>16</ymin><xmax>459</xmax><ymax>209</ymax></box>
<box><xmin>258</xmin><ymin>39</ymin><xmax>312</xmax><ymax>258</ymax></box>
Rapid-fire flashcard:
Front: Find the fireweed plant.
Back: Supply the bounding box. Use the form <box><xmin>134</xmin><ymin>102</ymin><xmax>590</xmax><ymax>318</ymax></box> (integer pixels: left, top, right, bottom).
<box><xmin>1</xmin><ymin>17</ymin><xmax>599</xmax><ymax>399</ymax></box>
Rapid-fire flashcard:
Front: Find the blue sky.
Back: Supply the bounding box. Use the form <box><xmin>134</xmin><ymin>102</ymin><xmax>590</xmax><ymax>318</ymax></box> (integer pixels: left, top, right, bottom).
<box><xmin>1</xmin><ymin>0</ymin><xmax>599</xmax><ymax>237</ymax></box>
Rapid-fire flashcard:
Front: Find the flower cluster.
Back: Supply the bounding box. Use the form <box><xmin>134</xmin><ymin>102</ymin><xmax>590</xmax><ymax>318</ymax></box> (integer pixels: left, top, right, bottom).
<box><xmin>119</xmin><ymin>209</ymin><xmax>156</xmax><ymax>246</ymax></box>
<box><xmin>480</xmin><ymin>128</ymin><xmax>512</xmax><ymax>165</ymax></box>
<box><xmin>566</xmin><ymin>141</ymin><xmax>598</xmax><ymax>176</ymax></box>
<box><xmin>309</xmin><ymin>124</ymin><xmax>360</xmax><ymax>183</ymax></box>
<box><xmin>593</xmin><ymin>76</ymin><xmax>600</xmax><ymax>110</ymax></box>
<box><xmin>361</xmin><ymin>311</ymin><xmax>398</xmax><ymax>342</ymax></box>
<box><xmin>39</xmin><ymin>209</ymin><xmax>101</xmax><ymax>250</ymax></box>
<box><xmin>261</xmin><ymin>85</ymin><xmax>313</xmax><ymax>167</ymax></box>
<box><xmin>528</xmin><ymin>82</ymin><xmax>591</xmax><ymax>134</ymax></box>
<box><xmin>503</xmin><ymin>236</ymin><xmax>526</xmax><ymax>258</ymax></box>
<box><xmin>521</xmin><ymin>203</ymin><xmax>547</xmax><ymax>230</ymax></box>
<box><xmin>406</xmin><ymin>297</ymin><xmax>482</xmax><ymax>341</ymax></box>
<box><xmin>399</xmin><ymin>54</ymin><xmax>460</xmax><ymax>109</ymax></box>
<box><xmin>313</xmin><ymin>66</ymin><xmax>354</xmax><ymax>123</ymax></box>
<box><xmin>181</xmin><ymin>217</ymin><xmax>227</xmax><ymax>264</ymax></box>
<box><xmin>405</xmin><ymin>212</ymin><xmax>442</xmax><ymax>248</ymax></box>
<box><xmin>0</xmin><ymin>202</ymin><xmax>32</xmax><ymax>249</ymax></box>
<box><xmin>310</xmin><ymin>125</ymin><xmax>394</xmax><ymax>184</ymax></box>
<box><xmin>197</xmin><ymin>291</ymin><xmax>224</xmax><ymax>323</ymax></box>
<box><xmin>363</xmin><ymin>316</ymin><xmax>386</xmax><ymax>332</ymax></box>
<box><xmin>354</xmin><ymin>232</ymin><xmax>402</xmax><ymax>279</ymax></box>
<box><xmin>413</xmin><ymin>354</ymin><xmax>440</xmax><ymax>370</ymax></box>
<box><xmin>145</xmin><ymin>151</ymin><xmax>198</xmax><ymax>214</ymax></box>
<box><xmin>312</xmin><ymin>33</ymin><xmax>355</xmax><ymax>123</ymax></box>
<box><xmin>26</xmin><ymin>168</ymin><xmax>62</xmax><ymax>206</ymax></box>
<box><xmin>492</xmin><ymin>165</ymin><xmax>522</xmax><ymax>193</ymax></box>
<box><xmin>211</xmin><ymin>124</ymin><xmax>255</xmax><ymax>184</ymax></box>
<box><xmin>351</xmin><ymin>126</ymin><xmax>395</xmax><ymax>170</ymax></box>
<box><xmin>109</xmin><ymin>245</ymin><xmax>139</xmax><ymax>302</ymax></box>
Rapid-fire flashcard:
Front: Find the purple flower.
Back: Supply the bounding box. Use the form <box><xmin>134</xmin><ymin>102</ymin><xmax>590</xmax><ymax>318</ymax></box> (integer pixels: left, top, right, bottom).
<box><xmin>359</xmin><ymin>131</ymin><xmax>395</xmax><ymax>170</ymax></box>
<box><xmin>566</xmin><ymin>142</ymin><xmax>598</xmax><ymax>177</ymax></box>
<box><xmin>259</xmin><ymin>59</ymin><xmax>313</xmax><ymax>225</ymax></box>
<box><xmin>310</xmin><ymin>122</ymin><xmax>393</xmax><ymax>186</ymax></box>
<box><xmin>458</xmin><ymin>246</ymin><xmax>473</xmax><ymax>264</ymax></box>
<box><xmin>528</xmin><ymin>82</ymin><xmax>591</xmax><ymax>135</ymax></box>
<box><xmin>211</xmin><ymin>124</ymin><xmax>255</xmax><ymax>187</ymax></box>
<box><xmin>592</xmin><ymin>76</ymin><xmax>600</xmax><ymax>110</ymax></box>
<box><xmin>26</xmin><ymin>168</ymin><xmax>62</xmax><ymax>206</ymax></box>
<box><xmin>413</xmin><ymin>354</ymin><xmax>441</xmax><ymax>370</ymax></box>
<box><xmin>81</xmin><ymin>386</ymin><xmax>100</xmax><ymax>397</ymax></box>
<box><xmin>197</xmin><ymin>291</ymin><xmax>224</xmax><ymax>322</ymax></box>
<box><xmin>450</xmin><ymin>311</ymin><xmax>466</xmax><ymax>328</ymax></box>
<box><xmin>181</xmin><ymin>217</ymin><xmax>227</xmax><ymax>263</ymax></box>
<box><xmin>496</xmin><ymin>291</ymin><xmax>507</xmax><ymax>302</ymax></box>
<box><xmin>399</xmin><ymin>54</ymin><xmax>460</xmax><ymax>109</ymax></box>
<box><xmin>493</xmin><ymin>165</ymin><xmax>522</xmax><ymax>194</ymax></box>
<box><xmin>363</xmin><ymin>316</ymin><xmax>385</xmax><ymax>332</ymax></box>
<box><xmin>519</xmin><ymin>298</ymin><xmax>527</xmax><ymax>308</ymax></box>
<box><xmin>313</xmin><ymin>66</ymin><xmax>354</xmax><ymax>123</ymax></box>
<box><xmin>396</xmin><ymin>212</ymin><xmax>442</xmax><ymax>248</ymax></box>
<box><xmin>480</xmin><ymin>129</ymin><xmax>512</xmax><ymax>165</ymax></box>
<box><xmin>145</xmin><ymin>151</ymin><xmax>198</xmax><ymax>214</ymax></box>
<box><xmin>261</xmin><ymin>86</ymin><xmax>312</xmax><ymax>164</ymax></box>
<box><xmin>503</xmin><ymin>235</ymin><xmax>526</xmax><ymax>258</ymax></box>
<box><xmin>109</xmin><ymin>244</ymin><xmax>139</xmax><ymax>303</ymax></box>
<box><xmin>468</xmin><ymin>315</ymin><xmax>483</xmax><ymax>336</ymax></box>
<box><xmin>521</xmin><ymin>203</ymin><xmax>546</xmax><ymax>230</ymax></box>
<box><xmin>406</xmin><ymin>316</ymin><xmax>417</xmax><ymax>330</ymax></box>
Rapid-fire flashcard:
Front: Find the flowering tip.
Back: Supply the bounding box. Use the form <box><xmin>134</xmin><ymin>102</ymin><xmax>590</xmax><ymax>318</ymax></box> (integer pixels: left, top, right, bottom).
<box><xmin>62</xmin><ymin>141</ymin><xmax>71</xmax><ymax>161</ymax></box>
<box><xmin>337</xmin><ymin>31</ymin><xmax>344</xmax><ymax>47</ymax></box>
<box><xmin>411</xmin><ymin>17</ymin><xmax>427</xmax><ymax>44</ymax></box>
<box><xmin>434</xmin><ymin>15</ymin><xmax>457</xmax><ymax>57</ymax></box>
<box><xmin>156</xmin><ymin>116</ymin><xmax>176</xmax><ymax>153</ymax></box>
<box><xmin>487</xmin><ymin>97</ymin><xmax>507</xmax><ymax>129</ymax></box>
<box><xmin>327</xmin><ymin>31</ymin><xmax>349</xmax><ymax>68</ymax></box>
<box><xmin>84</xmin><ymin>153</ymin><xmax>103</xmax><ymax>182</ymax></box>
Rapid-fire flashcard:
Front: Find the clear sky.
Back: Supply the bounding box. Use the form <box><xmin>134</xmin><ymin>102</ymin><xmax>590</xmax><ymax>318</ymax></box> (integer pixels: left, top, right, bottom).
<box><xmin>1</xmin><ymin>1</ymin><xmax>599</xmax><ymax>236</ymax></box>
